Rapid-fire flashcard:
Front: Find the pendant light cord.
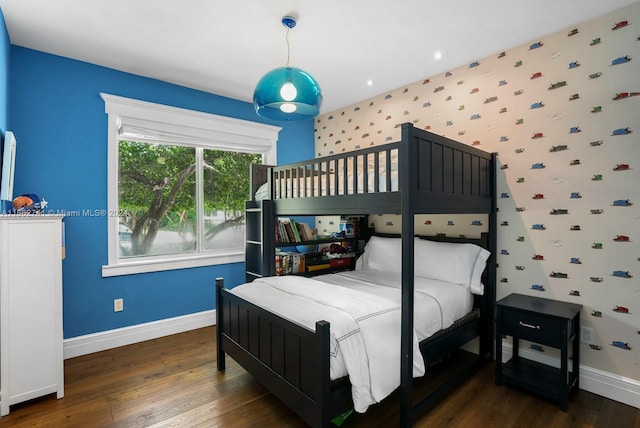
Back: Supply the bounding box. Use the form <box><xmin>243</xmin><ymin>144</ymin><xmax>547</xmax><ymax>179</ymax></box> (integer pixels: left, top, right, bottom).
<box><xmin>281</xmin><ymin>16</ymin><xmax>296</xmax><ymax>67</ymax></box>
<box><xmin>285</xmin><ymin>26</ymin><xmax>291</xmax><ymax>67</ymax></box>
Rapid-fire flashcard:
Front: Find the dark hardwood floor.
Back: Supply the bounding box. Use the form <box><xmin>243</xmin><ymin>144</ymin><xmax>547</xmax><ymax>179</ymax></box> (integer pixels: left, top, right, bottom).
<box><xmin>1</xmin><ymin>326</ymin><xmax>638</xmax><ymax>427</ymax></box>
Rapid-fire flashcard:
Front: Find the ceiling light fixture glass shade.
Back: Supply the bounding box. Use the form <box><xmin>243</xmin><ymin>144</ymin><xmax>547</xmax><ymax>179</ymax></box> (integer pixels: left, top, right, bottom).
<box><xmin>253</xmin><ymin>16</ymin><xmax>322</xmax><ymax>121</ymax></box>
<box><xmin>254</xmin><ymin>66</ymin><xmax>322</xmax><ymax>120</ymax></box>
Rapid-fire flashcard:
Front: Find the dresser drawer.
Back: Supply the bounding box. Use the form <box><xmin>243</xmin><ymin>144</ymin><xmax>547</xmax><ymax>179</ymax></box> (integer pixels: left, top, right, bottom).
<box><xmin>501</xmin><ymin>308</ymin><xmax>562</xmax><ymax>347</ymax></box>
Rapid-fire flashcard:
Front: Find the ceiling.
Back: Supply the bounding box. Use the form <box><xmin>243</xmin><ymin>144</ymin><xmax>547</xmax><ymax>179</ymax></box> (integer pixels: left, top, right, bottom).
<box><xmin>0</xmin><ymin>0</ymin><xmax>636</xmax><ymax>114</ymax></box>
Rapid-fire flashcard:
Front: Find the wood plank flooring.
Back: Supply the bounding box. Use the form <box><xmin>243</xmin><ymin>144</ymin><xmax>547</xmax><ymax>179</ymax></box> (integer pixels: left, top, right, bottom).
<box><xmin>1</xmin><ymin>326</ymin><xmax>638</xmax><ymax>427</ymax></box>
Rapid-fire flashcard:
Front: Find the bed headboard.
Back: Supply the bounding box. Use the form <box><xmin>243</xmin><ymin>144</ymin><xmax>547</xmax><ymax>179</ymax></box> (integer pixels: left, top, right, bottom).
<box><xmin>372</xmin><ymin>231</ymin><xmax>489</xmax><ymax>250</ymax></box>
<box><xmin>370</xmin><ymin>231</ymin><xmax>495</xmax><ymax>316</ymax></box>
<box><xmin>250</xmin><ymin>163</ymin><xmax>273</xmax><ymax>201</ymax></box>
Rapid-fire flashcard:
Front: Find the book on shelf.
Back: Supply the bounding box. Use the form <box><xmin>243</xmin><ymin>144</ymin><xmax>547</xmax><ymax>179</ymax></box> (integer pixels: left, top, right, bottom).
<box><xmin>303</xmin><ymin>252</ymin><xmax>326</xmax><ymax>264</ymax></box>
<box><xmin>275</xmin><ymin>218</ymin><xmax>315</xmax><ymax>244</ymax></box>
<box><xmin>298</xmin><ymin>221</ymin><xmax>314</xmax><ymax>241</ymax></box>
<box><xmin>275</xmin><ymin>252</ymin><xmax>305</xmax><ymax>275</ymax></box>
<box><xmin>283</xmin><ymin>219</ymin><xmax>297</xmax><ymax>243</ymax></box>
<box><xmin>275</xmin><ymin>219</ymin><xmax>288</xmax><ymax>243</ymax></box>
<box><xmin>329</xmin><ymin>258</ymin><xmax>352</xmax><ymax>268</ymax></box>
<box><xmin>306</xmin><ymin>263</ymin><xmax>331</xmax><ymax>272</ymax></box>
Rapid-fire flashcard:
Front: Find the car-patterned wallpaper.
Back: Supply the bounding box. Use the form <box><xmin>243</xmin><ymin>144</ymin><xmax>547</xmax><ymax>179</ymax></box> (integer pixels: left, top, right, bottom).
<box><xmin>314</xmin><ymin>3</ymin><xmax>639</xmax><ymax>382</ymax></box>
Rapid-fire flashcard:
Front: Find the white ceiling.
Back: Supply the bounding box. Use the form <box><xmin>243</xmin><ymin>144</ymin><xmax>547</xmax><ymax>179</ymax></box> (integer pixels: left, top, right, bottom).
<box><xmin>0</xmin><ymin>0</ymin><xmax>636</xmax><ymax>114</ymax></box>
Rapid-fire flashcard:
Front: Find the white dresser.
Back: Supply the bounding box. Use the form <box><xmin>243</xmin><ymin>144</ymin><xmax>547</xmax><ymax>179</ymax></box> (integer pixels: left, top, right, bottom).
<box><xmin>0</xmin><ymin>215</ymin><xmax>64</xmax><ymax>416</ymax></box>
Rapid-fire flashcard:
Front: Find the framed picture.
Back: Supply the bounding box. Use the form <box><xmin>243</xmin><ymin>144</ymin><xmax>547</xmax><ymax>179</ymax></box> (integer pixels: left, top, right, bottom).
<box><xmin>1</xmin><ymin>131</ymin><xmax>17</xmax><ymax>201</ymax></box>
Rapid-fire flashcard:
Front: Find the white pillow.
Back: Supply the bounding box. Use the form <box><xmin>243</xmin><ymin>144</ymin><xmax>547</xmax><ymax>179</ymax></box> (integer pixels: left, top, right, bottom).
<box><xmin>254</xmin><ymin>183</ymin><xmax>269</xmax><ymax>201</ymax></box>
<box><xmin>357</xmin><ymin>235</ymin><xmax>490</xmax><ymax>295</ymax></box>
<box><xmin>358</xmin><ymin>236</ymin><xmax>402</xmax><ymax>274</ymax></box>
<box><xmin>414</xmin><ymin>237</ymin><xmax>490</xmax><ymax>294</ymax></box>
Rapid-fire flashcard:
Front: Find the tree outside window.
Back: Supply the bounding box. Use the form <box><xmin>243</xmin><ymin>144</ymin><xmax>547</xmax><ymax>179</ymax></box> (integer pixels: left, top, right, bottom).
<box><xmin>118</xmin><ymin>141</ymin><xmax>261</xmax><ymax>259</ymax></box>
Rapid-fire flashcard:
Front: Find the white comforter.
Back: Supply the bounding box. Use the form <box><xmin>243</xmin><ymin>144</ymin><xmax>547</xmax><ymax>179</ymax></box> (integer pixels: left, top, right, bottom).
<box><xmin>230</xmin><ymin>270</ymin><xmax>472</xmax><ymax>413</ymax></box>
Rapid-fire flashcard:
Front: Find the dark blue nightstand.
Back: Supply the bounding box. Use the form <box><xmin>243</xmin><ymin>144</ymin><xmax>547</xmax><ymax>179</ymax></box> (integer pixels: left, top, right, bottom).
<box><xmin>495</xmin><ymin>293</ymin><xmax>582</xmax><ymax>411</ymax></box>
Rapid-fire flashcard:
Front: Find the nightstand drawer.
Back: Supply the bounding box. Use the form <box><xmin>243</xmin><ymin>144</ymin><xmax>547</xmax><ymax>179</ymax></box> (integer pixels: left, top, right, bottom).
<box><xmin>501</xmin><ymin>308</ymin><xmax>562</xmax><ymax>347</ymax></box>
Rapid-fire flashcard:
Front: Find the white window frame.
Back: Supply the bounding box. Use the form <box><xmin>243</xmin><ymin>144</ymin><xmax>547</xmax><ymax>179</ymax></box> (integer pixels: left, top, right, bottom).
<box><xmin>101</xmin><ymin>93</ymin><xmax>280</xmax><ymax>277</ymax></box>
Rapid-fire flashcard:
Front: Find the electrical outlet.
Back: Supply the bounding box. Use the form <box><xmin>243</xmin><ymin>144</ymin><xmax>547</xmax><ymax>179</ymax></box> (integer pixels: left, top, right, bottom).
<box><xmin>114</xmin><ymin>298</ymin><xmax>124</xmax><ymax>312</ymax></box>
<box><xmin>580</xmin><ymin>326</ymin><xmax>594</xmax><ymax>344</ymax></box>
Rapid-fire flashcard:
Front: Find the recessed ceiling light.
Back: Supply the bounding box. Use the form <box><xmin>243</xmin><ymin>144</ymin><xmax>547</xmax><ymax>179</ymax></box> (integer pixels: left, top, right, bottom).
<box><xmin>366</xmin><ymin>79</ymin><xmax>374</xmax><ymax>87</ymax></box>
<box><xmin>434</xmin><ymin>51</ymin><xmax>443</xmax><ymax>60</ymax></box>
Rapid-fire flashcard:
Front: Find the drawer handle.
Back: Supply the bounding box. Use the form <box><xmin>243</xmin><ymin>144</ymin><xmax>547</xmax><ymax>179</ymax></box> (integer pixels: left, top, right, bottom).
<box><xmin>519</xmin><ymin>321</ymin><xmax>540</xmax><ymax>330</ymax></box>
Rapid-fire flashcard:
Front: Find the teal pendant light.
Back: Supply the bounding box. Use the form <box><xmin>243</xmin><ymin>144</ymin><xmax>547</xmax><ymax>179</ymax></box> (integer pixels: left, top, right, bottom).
<box><xmin>254</xmin><ymin>16</ymin><xmax>322</xmax><ymax>121</ymax></box>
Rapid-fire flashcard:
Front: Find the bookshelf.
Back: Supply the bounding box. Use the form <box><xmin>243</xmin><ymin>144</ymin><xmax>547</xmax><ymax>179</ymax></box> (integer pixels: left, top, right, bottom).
<box><xmin>274</xmin><ymin>215</ymin><xmax>366</xmax><ymax>276</ymax></box>
<box><xmin>244</xmin><ymin>199</ymin><xmax>367</xmax><ymax>280</ymax></box>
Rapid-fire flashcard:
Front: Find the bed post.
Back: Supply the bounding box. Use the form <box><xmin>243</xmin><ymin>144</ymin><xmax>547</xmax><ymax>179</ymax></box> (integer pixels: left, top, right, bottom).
<box><xmin>316</xmin><ymin>320</ymin><xmax>331</xmax><ymax>428</ymax></box>
<box><xmin>399</xmin><ymin>123</ymin><xmax>417</xmax><ymax>426</ymax></box>
<box><xmin>483</xmin><ymin>152</ymin><xmax>498</xmax><ymax>358</ymax></box>
<box><xmin>215</xmin><ymin>277</ymin><xmax>226</xmax><ymax>371</ymax></box>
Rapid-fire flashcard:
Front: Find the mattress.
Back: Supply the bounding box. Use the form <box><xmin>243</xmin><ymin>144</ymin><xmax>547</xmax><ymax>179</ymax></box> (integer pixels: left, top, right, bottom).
<box><xmin>317</xmin><ymin>269</ymin><xmax>474</xmax><ymax>342</ymax></box>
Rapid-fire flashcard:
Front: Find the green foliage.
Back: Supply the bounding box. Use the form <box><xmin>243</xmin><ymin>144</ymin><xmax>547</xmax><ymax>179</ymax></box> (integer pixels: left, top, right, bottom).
<box><xmin>118</xmin><ymin>140</ymin><xmax>261</xmax><ymax>255</ymax></box>
<box><xmin>204</xmin><ymin>149</ymin><xmax>261</xmax><ymax>215</ymax></box>
<box><xmin>119</xmin><ymin>141</ymin><xmax>196</xmax><ymax>214</ymax></box>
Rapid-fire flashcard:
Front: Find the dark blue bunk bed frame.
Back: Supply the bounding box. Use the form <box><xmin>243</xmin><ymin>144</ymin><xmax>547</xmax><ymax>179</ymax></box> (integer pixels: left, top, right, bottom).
<box><xmin>216</xmin><ymin>123</ymin><xmax>497</xmax><ymax>427</ymax></box>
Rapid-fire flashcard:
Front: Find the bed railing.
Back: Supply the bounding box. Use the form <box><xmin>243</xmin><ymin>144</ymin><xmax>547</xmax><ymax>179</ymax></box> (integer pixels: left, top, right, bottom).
<box><xmin>252</xmin><ymin>124</ymin><xmax>494</xmax><ymax>217</ymax></box>
<box><xmin>270</xmin><ymin>142</ymin><xmax>400</xmax><ymax>199</ymax></box>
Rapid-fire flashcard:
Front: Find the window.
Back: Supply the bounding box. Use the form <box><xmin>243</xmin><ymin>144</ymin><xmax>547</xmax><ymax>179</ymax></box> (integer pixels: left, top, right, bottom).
<box><xmin>102</xmin><ymin>94</ymin><xmax>280</xmax><ymax>277</ymax></box>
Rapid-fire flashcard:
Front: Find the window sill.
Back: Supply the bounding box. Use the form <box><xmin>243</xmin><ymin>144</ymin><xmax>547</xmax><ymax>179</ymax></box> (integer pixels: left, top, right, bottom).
<box><xmin>102</xmin><ymin>252</ymin><xmax>243</xmax><ymax>277</ymax></box>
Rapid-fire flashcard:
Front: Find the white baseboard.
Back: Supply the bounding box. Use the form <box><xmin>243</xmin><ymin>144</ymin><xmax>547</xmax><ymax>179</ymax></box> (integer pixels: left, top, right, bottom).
<box><xmin>501</xmin><ymin>343</ymin><xmax>640</xmax><ymax>409</ymax></box>
<box><xmin>63</xmin><ymin>310</ymin><xmax>216</xmax><ymax>359</ymax></box>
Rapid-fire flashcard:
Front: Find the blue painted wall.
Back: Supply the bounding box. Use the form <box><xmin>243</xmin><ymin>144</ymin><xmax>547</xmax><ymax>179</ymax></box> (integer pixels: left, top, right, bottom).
<box><xmin>7</xmin><ymin>46</ymin><xmax>314</xmax><ymax>338</ymax></box>
<box><xmin>0</xmin><ymin>8</ymin><xmax>9</xmax><ymax>133</ymax></box>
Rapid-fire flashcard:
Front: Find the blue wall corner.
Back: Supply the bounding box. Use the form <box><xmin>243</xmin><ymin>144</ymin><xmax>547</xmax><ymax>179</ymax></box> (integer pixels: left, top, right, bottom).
<box><xmin>8</xmin><ymin>46</ymin><xmax>314</xmax><ymax>338</ymax></box>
